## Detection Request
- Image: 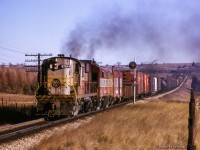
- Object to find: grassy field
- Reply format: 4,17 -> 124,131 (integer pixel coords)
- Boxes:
0,93 -> 35,107
34,78 -> 200,150
35,101 -> 199,150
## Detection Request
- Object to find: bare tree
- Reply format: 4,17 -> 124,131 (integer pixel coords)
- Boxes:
116,62 -> 121,67
140,59 -> 158,74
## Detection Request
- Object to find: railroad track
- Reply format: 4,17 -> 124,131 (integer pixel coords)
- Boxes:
0,99 -> 133,143
0,76 -> 188,144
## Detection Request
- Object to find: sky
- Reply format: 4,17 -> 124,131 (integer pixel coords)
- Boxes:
0,0 -> 200,65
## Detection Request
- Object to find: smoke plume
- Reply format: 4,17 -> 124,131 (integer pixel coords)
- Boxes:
63,0 -> 200,64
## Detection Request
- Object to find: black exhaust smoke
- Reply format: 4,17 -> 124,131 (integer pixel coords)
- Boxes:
62,0 -> 200,63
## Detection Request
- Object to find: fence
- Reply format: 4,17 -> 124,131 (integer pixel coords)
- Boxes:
0,97 -> 36,117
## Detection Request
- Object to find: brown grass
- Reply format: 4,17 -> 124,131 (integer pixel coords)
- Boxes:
0,93 -> 35,107
35,100 -> 200,150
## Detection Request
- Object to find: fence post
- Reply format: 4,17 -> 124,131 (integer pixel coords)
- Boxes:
187,89 -> 198,150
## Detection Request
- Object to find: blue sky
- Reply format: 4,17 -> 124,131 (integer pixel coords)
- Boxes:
0,0 -> 200,65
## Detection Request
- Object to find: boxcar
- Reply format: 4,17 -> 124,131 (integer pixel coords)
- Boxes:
137,72 -> 144,97
113,67 -> 123,101
122,70 -> 134,99
149,76 -> 158,95
143,74 -> 150,95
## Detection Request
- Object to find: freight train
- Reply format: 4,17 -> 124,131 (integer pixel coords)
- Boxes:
36,54 -> 185,117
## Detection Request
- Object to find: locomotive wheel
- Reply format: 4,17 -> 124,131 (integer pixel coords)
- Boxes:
105,98 -> 110,107
106,99 -> 110,107
100,100 -> 105,109
84,100 -> 93,113
92,99 -> 98,111
110,98 -> 114,106
72,105 -> 81,116
101,98 -> 109,108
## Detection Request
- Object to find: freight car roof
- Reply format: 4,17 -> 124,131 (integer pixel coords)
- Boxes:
99,66 -> 112,72
101,65 -> 132,71
79,59 -> 99,66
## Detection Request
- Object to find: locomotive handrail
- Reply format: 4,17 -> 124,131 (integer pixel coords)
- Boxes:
70,72 -> 80,105
35,81 -> 47,96
36,81 -> 55,97
89,82 -> 99,95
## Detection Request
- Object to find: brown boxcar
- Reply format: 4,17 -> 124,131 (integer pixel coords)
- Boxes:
137,72 -> 144,96
122,70 -> 136,99
157,76 -> 162,93
113,67 -> 123,99
99,66 -> 112,97
143,74 -> 149,95
166,77 -> 178,90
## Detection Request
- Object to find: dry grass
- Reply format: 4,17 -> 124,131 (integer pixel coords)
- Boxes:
35,99 -> 200,150
0,93 -> 35,107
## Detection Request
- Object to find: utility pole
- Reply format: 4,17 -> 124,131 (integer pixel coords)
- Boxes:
133,60 -> 137,104
129,59 -> 137,104
187,89 -> 198,150
25,53 -> 52,86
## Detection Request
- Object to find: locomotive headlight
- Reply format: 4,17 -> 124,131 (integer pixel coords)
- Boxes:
50,58 -> 58,70
52,79 -> 61,88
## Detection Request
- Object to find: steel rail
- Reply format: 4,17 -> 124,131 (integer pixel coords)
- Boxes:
0,100 -> 132,143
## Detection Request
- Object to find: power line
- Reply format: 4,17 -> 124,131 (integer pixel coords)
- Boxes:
0,53 -> 16,59
0,39 -> 33,52
0,46 -> 26,54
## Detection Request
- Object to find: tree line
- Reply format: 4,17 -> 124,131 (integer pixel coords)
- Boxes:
0,66 -> 37,94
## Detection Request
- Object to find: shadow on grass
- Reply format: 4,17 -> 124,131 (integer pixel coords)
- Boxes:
0,106 -> 37,125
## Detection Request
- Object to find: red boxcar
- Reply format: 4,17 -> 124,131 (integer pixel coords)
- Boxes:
99,66 -> 112,97
143,74 -> 149,95
113,68 -> 123,99
157,76 -> 161,93
137,72 -> 144,96
122,70 -> 135,99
